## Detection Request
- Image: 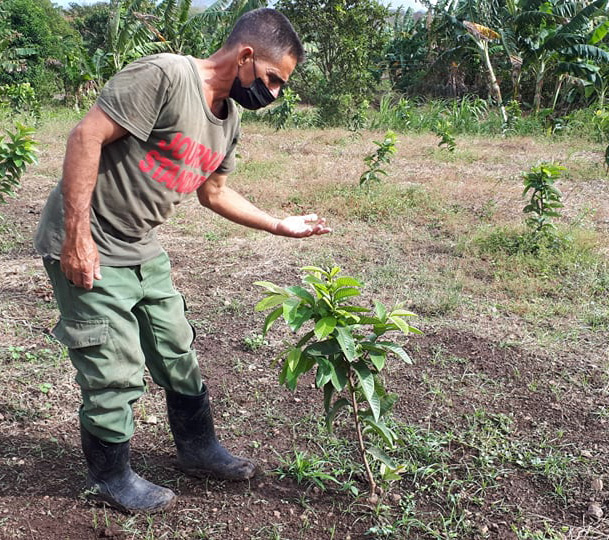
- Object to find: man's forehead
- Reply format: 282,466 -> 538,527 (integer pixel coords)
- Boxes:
266,53 -> 297,80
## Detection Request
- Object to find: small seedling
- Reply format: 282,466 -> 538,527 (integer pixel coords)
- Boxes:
359,131 -> 397,189
243,333 -> 268,352
433,120 -> 456,152
255,266 -> 420,496
522,162 -> 565,237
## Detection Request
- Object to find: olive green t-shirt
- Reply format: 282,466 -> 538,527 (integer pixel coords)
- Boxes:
35,53 -> 240,265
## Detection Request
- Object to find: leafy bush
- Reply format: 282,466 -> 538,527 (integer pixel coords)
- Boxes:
255,266 -> 420,495
0,82 -> 40,118
0,123 -> 38,204
264,88 -> 302,130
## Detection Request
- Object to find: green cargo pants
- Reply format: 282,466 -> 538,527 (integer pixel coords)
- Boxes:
43,251 -> 202,443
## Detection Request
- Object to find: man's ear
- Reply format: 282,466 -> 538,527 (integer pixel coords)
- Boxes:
237,45 -> 254,66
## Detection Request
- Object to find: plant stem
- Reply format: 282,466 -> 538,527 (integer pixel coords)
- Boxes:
348,373 -> 377,496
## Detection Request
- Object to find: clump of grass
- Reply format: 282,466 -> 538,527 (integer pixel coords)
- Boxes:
317,182 -> 440,225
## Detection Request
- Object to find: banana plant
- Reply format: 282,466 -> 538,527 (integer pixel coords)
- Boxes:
511,0 -> 609,112
255,266 -> 420,496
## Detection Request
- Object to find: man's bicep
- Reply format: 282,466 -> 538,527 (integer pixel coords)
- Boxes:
75,104 -> 129,146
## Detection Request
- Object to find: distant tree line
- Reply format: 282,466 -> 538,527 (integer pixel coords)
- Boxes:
1,0 -> 608,124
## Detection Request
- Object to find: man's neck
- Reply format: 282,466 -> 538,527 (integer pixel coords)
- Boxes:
194,50 -> 235,118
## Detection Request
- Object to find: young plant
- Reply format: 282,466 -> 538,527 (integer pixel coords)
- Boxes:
266,87 -> 301,130
359,130 -> 397,189
0,123 -> 38,204
254,266 -> 420,496
522,162 -> 565,236
433,120 -> 456,152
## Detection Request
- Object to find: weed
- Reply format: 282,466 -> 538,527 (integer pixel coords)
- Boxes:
242,333 -> 268,352
511,523 -> 570,539
275,449 -> 340,491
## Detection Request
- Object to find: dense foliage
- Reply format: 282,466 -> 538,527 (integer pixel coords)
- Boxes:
0,0 -> 607,126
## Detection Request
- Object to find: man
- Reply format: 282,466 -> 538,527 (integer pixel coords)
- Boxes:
35,8 -> 330,514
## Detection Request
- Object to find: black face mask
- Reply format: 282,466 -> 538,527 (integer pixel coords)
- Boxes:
229,59 -> 276,110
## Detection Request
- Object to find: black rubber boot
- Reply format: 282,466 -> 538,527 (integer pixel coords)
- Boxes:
80,425 -> 176,513
165,386 -> 257,480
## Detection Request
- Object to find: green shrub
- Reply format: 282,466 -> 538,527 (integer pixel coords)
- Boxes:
0,122 -> 38,204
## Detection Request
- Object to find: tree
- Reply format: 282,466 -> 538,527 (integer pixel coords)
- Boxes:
277,0 -> 390,125
1,0 -> 82,97
65,2 -> 111,56
383,7 -> 429,93
501,0 -> 609,112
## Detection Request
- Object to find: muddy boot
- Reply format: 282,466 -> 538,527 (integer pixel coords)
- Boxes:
165,386 -> 257,480
80,424 -> 176,513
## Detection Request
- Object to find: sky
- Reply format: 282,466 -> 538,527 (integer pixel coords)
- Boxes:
52,0 -> 427,11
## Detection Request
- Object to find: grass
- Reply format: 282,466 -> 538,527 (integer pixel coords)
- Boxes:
0,102 -> 608,538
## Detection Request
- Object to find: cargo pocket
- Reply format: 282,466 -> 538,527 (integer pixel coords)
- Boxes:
52,318 -> 109,349
51,317 -> 122,390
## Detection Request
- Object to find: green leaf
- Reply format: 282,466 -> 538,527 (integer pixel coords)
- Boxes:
283,298 -> 312,332
362,416 -> 398,447
325,397 -> 350,432
255,294 -> 288,312
369,349 -> 386,371
334,287 -> 361,302
301,266 -> 328,276
287,347 -> 301,371
366,445 -> 397,467
286,285 -> 315,305
316,356 -> 334,388
254,281 -> 287,295
591,20 -> 609,44
389,315 -> 414,335
389,308 -> 417,317
353,361 -> 380,421
314,316 -> 337,339
330,360 -> 348,391
262,306 -> 283,335
305,339 -> 341,356
336,327 -> 357,362
339,305 -> 371,313
374,301 -> 387,322
376,341 -> 414,364
285,351 -> 315,391
303,274 -> 325,286
295,330 -> 315,349
334,276 -> 362,288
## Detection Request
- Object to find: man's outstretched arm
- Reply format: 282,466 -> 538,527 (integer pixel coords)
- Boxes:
197,172 -> 331,237
60,105 -> 128,289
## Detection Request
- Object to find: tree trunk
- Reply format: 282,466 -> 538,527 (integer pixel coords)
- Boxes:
534,60 -> 546,113
482,43 -> 508,124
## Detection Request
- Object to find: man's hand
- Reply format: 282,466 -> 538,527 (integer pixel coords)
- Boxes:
275,214 -> 332,238
60,233 -> 102,290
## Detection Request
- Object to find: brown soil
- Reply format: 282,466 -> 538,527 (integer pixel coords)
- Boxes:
0,121 -> 607,539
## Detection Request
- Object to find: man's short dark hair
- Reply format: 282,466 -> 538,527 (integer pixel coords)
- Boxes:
225,8 -> 305,64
